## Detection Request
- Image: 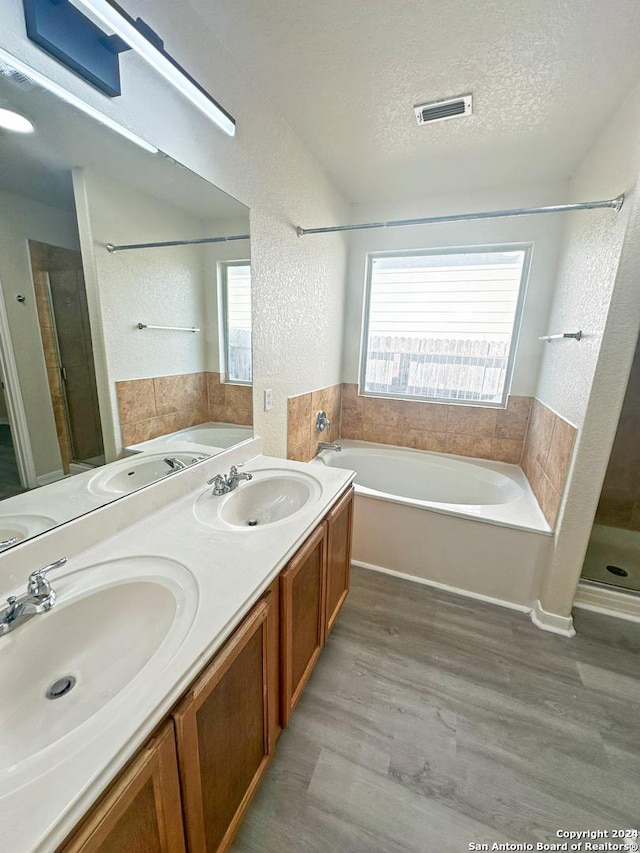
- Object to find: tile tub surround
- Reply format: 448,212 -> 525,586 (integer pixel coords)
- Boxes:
521,399 -> 577,528
340,384 -> 532,465
287,384 -> 343,462
117,371 -> 252,447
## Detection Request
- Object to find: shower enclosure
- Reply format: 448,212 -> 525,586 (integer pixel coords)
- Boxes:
29,241 -> 104,473
581,334 -> 640,593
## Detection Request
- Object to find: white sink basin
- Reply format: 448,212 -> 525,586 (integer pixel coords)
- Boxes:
0,514 -> 57,548
88,452 -> 207,497
0,556 -> 197,778
194,468 -> 323,529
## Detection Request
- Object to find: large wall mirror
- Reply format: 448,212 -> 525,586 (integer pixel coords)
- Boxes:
0,65 -> 252,551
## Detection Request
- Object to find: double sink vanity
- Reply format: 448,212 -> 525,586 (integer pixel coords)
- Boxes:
0,438 -> 355,853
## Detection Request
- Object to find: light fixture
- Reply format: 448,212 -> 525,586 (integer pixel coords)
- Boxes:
0,107 -> 35,133
71,0 -> 236,137
0,46 -> 159,153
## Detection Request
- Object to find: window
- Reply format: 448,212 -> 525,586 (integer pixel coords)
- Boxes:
360,246 -> 530,406
221,261 -> 252,384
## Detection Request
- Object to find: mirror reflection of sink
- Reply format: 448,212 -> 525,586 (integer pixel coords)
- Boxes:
0,556 -> 196,775
0,514 -> 57,548
194,469 -> 323,529
87,452 -> 207,497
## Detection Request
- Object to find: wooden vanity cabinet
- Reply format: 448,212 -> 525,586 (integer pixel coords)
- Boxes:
280,522 -> 327,726
59,722 -> 186,853
324,486 -> 354,635
172,592 -> 276,853
58,486 -> 353,853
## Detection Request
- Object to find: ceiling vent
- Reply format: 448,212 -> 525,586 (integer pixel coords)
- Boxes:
414,94 -> 472,126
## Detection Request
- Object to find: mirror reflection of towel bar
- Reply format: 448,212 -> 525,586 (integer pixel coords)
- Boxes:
137,323 -> 200,333
538,331 -> 583,343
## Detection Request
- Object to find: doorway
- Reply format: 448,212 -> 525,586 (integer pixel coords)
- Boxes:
581,332 -> 640,593
29,241 -> 104,473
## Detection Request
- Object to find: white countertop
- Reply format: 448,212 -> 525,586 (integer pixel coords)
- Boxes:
0,443 -> 353,853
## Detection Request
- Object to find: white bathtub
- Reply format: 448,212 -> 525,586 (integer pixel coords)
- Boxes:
126,422 -> 253,454
315,440 -> 551,611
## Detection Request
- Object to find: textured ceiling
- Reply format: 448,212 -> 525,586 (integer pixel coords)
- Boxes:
188,0 -> 640,203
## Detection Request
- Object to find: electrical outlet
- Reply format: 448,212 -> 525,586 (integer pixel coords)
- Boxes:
264,388 -> 273,412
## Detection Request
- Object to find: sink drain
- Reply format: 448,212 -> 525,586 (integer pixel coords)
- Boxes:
46,676 -> 76,700
606,565 -> 629,578
247,518 -> 258,526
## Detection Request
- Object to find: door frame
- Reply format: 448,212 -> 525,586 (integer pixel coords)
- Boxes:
0,279 -> 37,488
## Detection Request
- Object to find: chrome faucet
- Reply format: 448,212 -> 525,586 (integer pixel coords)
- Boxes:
164,456 -> 187,471
317,441 -> 341,453
208,464 -> 253,496
0,557 -> 67,637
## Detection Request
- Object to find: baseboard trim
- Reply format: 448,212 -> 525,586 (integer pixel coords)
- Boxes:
530,599 -> 576,637
37,469 -> 64,486
352,560 -> 532,614
573,581 -> 640,624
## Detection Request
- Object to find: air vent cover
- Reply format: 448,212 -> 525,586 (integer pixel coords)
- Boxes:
414,94 -> 472,126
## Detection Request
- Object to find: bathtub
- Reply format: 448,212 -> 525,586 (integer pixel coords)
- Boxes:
126,422 -> 253,454
315,440 -> 551,611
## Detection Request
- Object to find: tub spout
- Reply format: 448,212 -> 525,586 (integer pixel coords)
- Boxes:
317,441 -> 341,454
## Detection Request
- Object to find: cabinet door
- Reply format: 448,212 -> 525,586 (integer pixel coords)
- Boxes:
325,487 -> 354,635
280,522 -> 326,726
60,723 -> 185,853
173,595 -> 274,853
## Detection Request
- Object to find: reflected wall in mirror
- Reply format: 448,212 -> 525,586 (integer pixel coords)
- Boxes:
0,61 -> 251,550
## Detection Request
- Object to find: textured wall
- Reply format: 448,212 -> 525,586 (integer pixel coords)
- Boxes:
0,0 -> 349,460
535,78 -> 640,618
342,182 -> 567,397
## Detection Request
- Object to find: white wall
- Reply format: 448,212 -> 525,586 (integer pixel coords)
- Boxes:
535,80 -> 640,619
0,188 -> 80,478
202,216 -> 251,374
75,169 -> 214,458
342,182 -> 567,394
0,0 -> 350,458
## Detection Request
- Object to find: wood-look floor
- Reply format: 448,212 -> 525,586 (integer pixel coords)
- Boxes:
231,567 -> 640,853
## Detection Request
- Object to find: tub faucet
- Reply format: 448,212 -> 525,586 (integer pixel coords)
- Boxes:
317,441 -> 341,453
0,557 -> 67,637
164,456 -> 187,471
208,464 -> 253,496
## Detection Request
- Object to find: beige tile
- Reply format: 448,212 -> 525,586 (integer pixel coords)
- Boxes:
207,372 -> 225,408
536,471 -> 561,528
495,396 -> 532,441
444,434 -> 493,459
340,383 -> 364,438
525,399 -> 555,469
312,384 -> 342,443
340,418 -> 364,440
209,402 -> 227,423
116,379 -> 156,424
446,405 -> 497,438
362,422 -> 400,446
545,416 -> 576,494
491,438 -> 523,464
363,396 -> 402,428
225,384 -> 253,425
287,439 -> 314,463
398,400 -> 448,432
121,413 -> 181,447
154,372 -> 207,416
288,393 -> 312,453
409,430 -> 447,453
